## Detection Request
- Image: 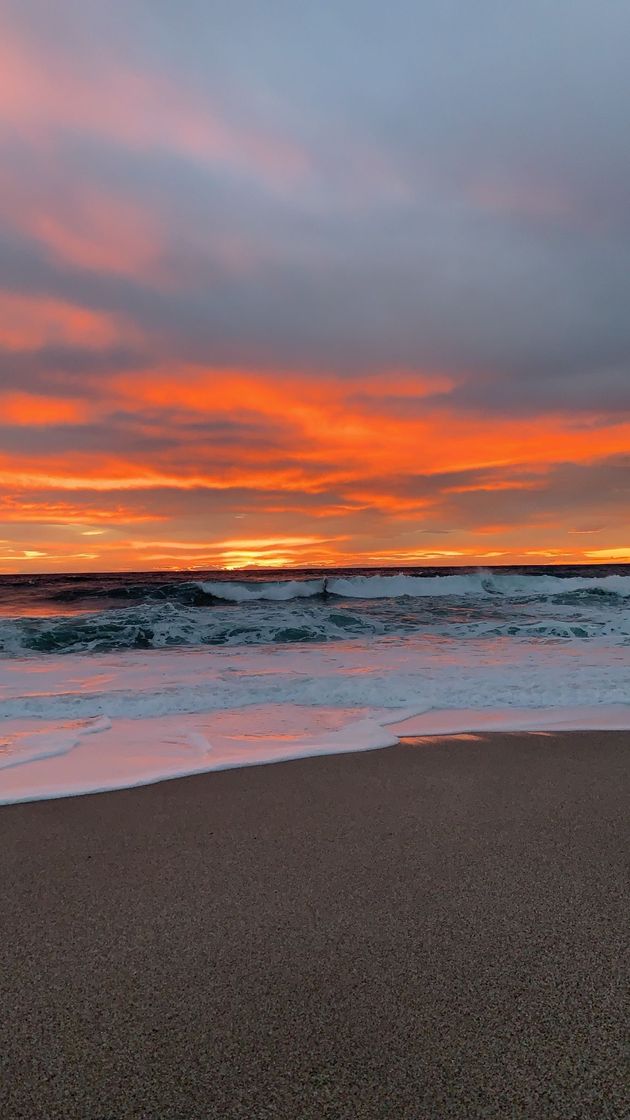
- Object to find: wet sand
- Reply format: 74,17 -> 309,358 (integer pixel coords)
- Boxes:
1,730 -> 629,1119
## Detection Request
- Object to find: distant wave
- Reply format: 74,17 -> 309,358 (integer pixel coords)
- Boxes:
200,571 -> 630,601
51,580 -> 216,606
22,570 -> 628,614
200,578 -> 324,602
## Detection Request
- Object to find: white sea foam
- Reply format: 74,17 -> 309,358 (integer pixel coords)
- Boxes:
329,570 -> 630,598
0,632 -> 628,803
0,715 -> 111,772
200,578 -> 324,601
1,700 -> 628,805
199,570 -> 630,602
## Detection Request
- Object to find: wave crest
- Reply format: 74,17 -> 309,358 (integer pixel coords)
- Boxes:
199,570 -> 630,602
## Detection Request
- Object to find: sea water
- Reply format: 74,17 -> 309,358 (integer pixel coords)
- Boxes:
1,565 -> 629,802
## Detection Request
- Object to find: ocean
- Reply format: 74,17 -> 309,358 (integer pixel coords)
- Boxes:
1,564 -> 629,803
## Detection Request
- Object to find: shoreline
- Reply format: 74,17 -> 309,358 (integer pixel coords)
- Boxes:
3,703 -> 630,805
2,729 -> 629,1118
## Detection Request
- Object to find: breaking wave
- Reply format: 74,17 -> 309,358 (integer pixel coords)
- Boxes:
30,569 -> 630,611
201,571 -> 630,602
0,591 -> 629,656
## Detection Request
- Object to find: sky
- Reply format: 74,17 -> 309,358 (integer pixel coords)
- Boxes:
1,0 -> 629,573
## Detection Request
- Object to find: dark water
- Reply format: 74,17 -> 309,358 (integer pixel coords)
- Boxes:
0,564 -> 628,655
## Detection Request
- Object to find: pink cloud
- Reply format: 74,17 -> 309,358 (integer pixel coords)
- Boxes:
0,20 -> 309,190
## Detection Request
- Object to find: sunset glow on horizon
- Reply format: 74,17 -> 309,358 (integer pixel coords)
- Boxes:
1,2 -> 629,574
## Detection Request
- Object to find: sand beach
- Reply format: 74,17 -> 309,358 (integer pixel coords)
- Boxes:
1,730 -> 629,1119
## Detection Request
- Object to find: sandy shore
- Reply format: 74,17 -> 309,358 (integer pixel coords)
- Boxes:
1,730 -> 629,1119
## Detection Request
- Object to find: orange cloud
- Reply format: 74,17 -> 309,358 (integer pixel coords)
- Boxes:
120,535 -> 348,570
129,535 -> 339,551
0,393 -> 89,426
0,496 -> 163,525
0,354 -> 628,570
111,366 -> 630,481
586,547 -> 630,561
1,366 -> 629,506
